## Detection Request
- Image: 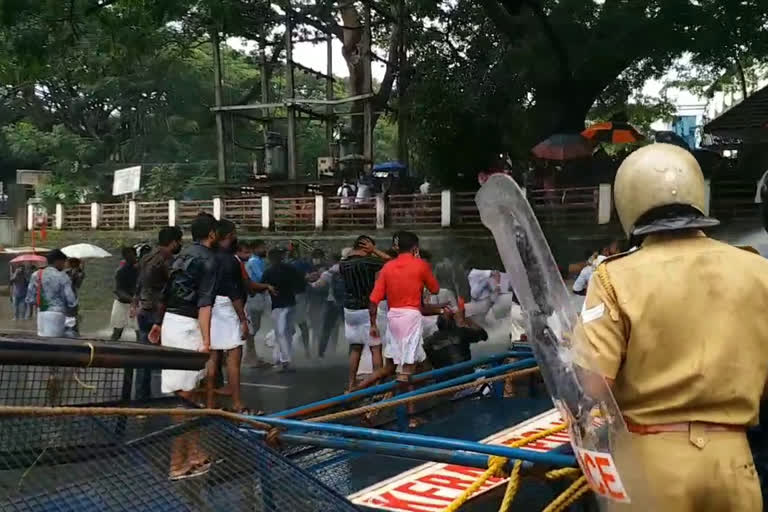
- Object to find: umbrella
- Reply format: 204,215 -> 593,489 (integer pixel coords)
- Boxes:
61,243 -> 111,259
582,121 -> 645,144
532,134 -> 594,161
10,254 -> 47,265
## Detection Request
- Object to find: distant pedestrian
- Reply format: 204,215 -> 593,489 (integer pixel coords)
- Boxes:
134,226 -> 183,401
337,180 -> 356,209
10,264 -> 30,320
26,249 -> 78,337
261,248 -> 306,372
110,246 -> 140,341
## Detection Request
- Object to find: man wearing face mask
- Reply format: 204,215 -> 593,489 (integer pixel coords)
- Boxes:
133,226 -> 183,400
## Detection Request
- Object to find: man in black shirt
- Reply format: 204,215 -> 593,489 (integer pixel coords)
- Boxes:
151,214 -> 218,481
261,248 -> 306,372
423,308 -> 488,370
209,220 -> 273,411
110,246 -> 140,341
338,235 -> 391,391
134,226 -> 182,401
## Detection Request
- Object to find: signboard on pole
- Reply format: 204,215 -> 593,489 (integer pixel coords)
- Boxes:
16,170 -> 52,187
112,166 -> 142,196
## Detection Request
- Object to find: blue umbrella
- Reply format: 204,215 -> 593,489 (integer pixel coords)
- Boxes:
373,161 -> 407,172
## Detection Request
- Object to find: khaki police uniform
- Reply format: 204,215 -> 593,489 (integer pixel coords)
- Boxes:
575,231 -> 768,511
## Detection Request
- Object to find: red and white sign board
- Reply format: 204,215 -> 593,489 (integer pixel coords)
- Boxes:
575,447 -> 629,503
349,408 -> 570,511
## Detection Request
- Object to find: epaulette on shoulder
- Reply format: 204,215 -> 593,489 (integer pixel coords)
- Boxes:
596,246 -> 640,268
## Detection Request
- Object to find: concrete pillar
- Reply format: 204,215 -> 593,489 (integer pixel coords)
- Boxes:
128,200 -> 138,230
597,184 -> 612,225
314,195 -> 324,231
375,194 -> 386,230
213,196 -> 224,220
441,190 -> 452,227
26,204 -> 34,231
703,179 -> 711,216
55,204 -> 64,230
261,195 -> 272,230
168,199 -> 178,227
90,202 -> 101,229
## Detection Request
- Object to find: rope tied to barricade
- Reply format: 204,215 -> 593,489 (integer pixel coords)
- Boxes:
72,342 -> 97,390
441,422 -> 571,512
542,476 -> 589,512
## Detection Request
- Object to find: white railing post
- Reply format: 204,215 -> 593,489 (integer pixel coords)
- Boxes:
168,199 -> 178,227
314,195 -> 324,231
440,190 -> 452,227
90,202 -> 101,229
375,194 -> 386,230
55,204 -> 64,230
26,204 -> 34,231
128,200 -> 138,230
213,196 -> 224,220
597,184 -> 612,225
703,179 -> 711,216
261,195 -> 272,230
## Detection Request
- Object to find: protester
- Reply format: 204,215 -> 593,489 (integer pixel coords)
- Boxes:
286,243 -> 312,359
134,226 -> 183,401
338,235 -> 392,391
370,231 -> 439,388
244,239 -> 270,366
423,307 -> 488,370
25,249 -> 78,337
110,246 -> 140,341
149,214 -> 218,481
572,240 -> 621,295
261,247 -> 306,372
209,220 -> 266,413
10,264 -> 30,320
309,253 -> 345,358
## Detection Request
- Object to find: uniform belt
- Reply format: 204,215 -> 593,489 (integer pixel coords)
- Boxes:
625,419 -> 745,435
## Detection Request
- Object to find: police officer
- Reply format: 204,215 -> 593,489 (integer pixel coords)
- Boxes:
576,143 -> 768,511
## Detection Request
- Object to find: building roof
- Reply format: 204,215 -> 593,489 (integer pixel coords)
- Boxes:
704,85 -> 768,141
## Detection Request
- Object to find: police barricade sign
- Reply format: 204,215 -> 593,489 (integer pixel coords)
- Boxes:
574,447 -> 630,503
349,409 -> 569,511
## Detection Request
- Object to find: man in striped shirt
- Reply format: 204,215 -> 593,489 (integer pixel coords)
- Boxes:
338,235 -> 391,391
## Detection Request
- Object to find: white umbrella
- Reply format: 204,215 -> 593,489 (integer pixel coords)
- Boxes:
61,243 -> 112,259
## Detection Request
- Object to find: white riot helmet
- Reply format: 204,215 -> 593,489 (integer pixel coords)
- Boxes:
614,143 -> 716,237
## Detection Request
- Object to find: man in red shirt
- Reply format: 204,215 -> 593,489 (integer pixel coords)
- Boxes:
369,231 -> 439,381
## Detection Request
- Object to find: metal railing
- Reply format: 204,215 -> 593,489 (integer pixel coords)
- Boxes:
528,186 -> 599,226
325,196 -> 376,230
710,179 -> 758,222
177,200 -> 213,228
227,197 -> 262,230
272,197 -> 315,231
100,202 -> 130,230
60,204 -> 91,230
136,201 -> 168,229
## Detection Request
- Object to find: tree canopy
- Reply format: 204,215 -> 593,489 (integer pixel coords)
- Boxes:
0,0 -> 766,194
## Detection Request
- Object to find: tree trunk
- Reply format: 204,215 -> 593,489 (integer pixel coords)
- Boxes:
340,3 -> 368,156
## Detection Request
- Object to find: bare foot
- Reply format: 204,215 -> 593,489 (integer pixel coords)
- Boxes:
214,386 -> 233,396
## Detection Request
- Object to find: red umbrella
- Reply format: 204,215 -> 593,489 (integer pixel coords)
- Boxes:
10,254 -> 47,265
582,121 -> 645,144
532,134 -> 594,161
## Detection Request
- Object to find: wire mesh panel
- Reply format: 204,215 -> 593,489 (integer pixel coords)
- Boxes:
0,414 -> 359,512
0,365 -> 128,407
272,197 -> 315,231
137,201 -> 169,229
226,198 -> 262,231
326,197 -> 376,230
100,203 -> 131,230
61,204 -> 92,230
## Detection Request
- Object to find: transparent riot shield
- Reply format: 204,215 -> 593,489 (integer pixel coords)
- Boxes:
476,174 -> 653,510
